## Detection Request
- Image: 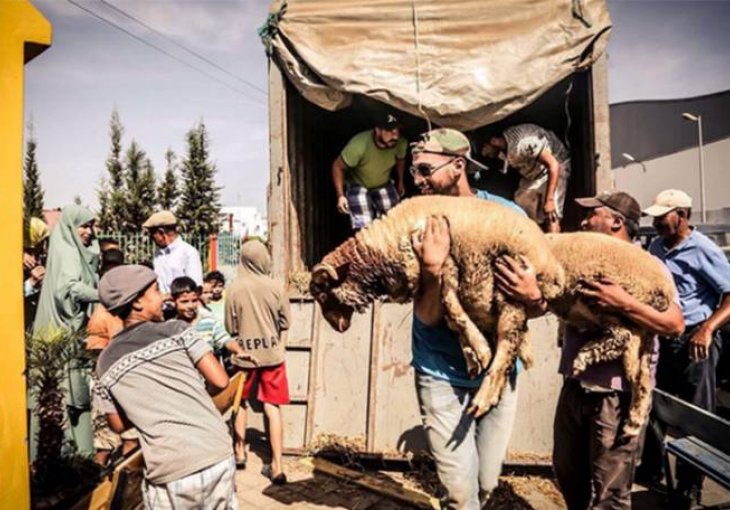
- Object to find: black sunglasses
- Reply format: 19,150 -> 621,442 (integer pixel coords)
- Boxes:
409,157 -> 456,178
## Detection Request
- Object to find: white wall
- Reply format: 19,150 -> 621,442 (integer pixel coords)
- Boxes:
613,137 -> 730,223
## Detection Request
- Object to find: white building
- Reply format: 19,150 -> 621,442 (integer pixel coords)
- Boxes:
219,206 -> 267,239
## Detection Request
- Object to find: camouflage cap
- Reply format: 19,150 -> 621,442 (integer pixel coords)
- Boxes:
411,128 -> 489,173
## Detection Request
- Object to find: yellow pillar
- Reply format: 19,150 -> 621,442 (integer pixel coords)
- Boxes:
0,2 -> 51,507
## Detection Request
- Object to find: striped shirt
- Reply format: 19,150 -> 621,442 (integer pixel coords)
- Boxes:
194,307 -> 232,352
502,124 -> 570,181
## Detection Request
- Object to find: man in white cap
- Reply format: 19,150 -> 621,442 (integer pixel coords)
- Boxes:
143,210 -> 203,296
641,189 -> 730,505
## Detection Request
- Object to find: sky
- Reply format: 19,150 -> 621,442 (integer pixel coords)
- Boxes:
24,0 -> 730,212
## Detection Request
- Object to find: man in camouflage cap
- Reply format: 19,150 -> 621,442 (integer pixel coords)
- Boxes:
409,128 -> 526,508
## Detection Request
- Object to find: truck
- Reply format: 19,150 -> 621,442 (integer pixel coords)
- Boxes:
258,0 -> 614,460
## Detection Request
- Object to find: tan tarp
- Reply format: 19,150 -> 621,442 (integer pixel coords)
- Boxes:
266,0 -> 611,131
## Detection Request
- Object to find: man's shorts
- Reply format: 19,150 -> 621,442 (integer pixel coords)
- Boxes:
241,362 -> 290,405
514,160 -> 571,223
345,181 -> 399,229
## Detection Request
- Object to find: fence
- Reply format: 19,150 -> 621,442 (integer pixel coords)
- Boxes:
98,232 -> 245,276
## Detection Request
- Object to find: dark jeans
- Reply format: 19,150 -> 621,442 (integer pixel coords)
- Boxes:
639,324 -> 722,492
553,378 -> 643,510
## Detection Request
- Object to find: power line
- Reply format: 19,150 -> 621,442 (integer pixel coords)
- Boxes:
65,0 -> 266,106
98,0 -> 267,96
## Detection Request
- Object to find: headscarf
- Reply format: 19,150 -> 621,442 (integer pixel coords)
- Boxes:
27,218 -> 50,249
240,239 -> 272,276
32,205 -> 100,337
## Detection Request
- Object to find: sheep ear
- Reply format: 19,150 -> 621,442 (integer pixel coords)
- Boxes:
312,263 -> 339,286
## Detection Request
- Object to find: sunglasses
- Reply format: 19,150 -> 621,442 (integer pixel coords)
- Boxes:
409,157 -> 456,178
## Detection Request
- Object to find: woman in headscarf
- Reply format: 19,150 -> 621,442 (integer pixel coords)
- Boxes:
23,217 -> 50,330
32,205 -> 100,337
30,205 -> 100,458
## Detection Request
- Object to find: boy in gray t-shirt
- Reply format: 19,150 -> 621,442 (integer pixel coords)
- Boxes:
96,265 -> 237,509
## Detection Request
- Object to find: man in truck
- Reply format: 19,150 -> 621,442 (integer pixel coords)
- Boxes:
331,112 -> 407,230
481,123 -> 571,233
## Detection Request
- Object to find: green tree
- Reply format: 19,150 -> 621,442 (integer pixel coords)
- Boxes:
98,110 -> 126,231
177,121 -> 221,237
23,122 -> 45,219
122,141 -> 157,231
158,149 -> 179,210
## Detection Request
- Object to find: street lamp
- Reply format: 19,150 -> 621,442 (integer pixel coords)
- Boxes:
621,152 -> 647,173
682,112 -> 706,223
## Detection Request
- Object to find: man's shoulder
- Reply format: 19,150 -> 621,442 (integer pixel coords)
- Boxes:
345,130 -> 371,148
474,189 -> 526,216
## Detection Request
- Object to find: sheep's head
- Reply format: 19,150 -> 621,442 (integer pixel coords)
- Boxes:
310,262 -> 356,333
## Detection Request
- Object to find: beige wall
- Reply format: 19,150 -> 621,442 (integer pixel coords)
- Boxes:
613,137 -> 730,223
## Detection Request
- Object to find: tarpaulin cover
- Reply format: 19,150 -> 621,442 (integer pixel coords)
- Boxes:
263,0 -> 611,130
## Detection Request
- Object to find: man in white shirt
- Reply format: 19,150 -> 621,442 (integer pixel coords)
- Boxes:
143,210 -> 203,296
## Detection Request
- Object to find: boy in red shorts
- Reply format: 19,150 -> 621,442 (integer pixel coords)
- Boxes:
225,239 -> 290,484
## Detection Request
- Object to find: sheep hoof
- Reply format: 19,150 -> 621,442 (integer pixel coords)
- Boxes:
469,384 -> 495,418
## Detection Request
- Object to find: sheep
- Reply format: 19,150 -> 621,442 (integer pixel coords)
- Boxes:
309,195 -> 566,416
545,232 -> 677,436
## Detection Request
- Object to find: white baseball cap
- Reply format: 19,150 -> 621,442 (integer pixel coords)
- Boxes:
642,189 -> 693,217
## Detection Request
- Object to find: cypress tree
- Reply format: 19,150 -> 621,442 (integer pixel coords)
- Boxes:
23,122 -> 45,219
98,110 -> 127,231
158,149 -> 179,210
177,121 -> 221,237
123,141 -> 156,231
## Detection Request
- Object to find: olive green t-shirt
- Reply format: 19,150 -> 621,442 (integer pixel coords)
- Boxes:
340,130 -> 407,189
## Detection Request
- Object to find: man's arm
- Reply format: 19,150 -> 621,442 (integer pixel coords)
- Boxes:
196,352 -> 229,394
412,217 -> 450,326
395,158 -> 406,197
332,156 -> 350,214
578,278 -> 685,337
106,411 -> 133,435
689,293 -> 730,361
187,247 -> 204,287
537,150 -> 561,226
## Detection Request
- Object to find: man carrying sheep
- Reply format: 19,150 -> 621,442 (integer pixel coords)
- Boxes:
640,189 -> 730,506
481,124 -> 570,233
409,128 -> 527,509
331,112 -> 407,230
495,190 -> 684,510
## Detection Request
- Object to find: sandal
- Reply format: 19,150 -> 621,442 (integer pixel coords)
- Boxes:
235,455 -> 247,470
261,463 -> 287,485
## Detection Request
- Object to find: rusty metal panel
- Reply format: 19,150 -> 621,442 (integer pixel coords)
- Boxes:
371,303 -> 425,454
311,305 -> 373,441
287,299 -> 315,348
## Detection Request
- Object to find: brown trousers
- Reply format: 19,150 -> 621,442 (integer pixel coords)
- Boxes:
553,378 -> 643,510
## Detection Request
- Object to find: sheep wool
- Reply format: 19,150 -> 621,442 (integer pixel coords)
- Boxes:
310,195 -> 565,416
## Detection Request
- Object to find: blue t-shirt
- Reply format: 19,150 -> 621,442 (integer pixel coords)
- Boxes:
411,191 -> 526,387
649,229 -> 730,327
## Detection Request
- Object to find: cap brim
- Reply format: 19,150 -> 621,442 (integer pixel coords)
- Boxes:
642,205 -> 675,217
574,197 -> 604,209
464,156 -> 490,173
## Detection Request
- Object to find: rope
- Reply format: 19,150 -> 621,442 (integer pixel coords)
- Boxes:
563,78 -> 574,151
411,1 -> 432,133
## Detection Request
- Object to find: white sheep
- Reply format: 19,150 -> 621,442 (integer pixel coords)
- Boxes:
310,195 -> 566,416
546,232 -> 677,436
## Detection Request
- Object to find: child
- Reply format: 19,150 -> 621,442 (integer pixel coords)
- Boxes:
170,276 -> 252,365
96,265 -> 238,509
204,271 -> 226,322
225,239 -> 290,483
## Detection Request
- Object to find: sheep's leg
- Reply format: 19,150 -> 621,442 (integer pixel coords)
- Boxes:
572,327 -> 632,376
623,332 -> 654,437
440,256 -> 492,376
468,304 -> 527,417
443,315 -> 481,378
517,334 -> 534,370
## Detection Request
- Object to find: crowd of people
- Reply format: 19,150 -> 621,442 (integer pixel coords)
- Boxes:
25,209 -> 290,509
23,114 -> 730,510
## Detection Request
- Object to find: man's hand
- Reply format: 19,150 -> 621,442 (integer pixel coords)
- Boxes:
543,198 -> 559,225
235,352 -> 259,366
577,277 -> 635,313
396,180 -> 406,197
337,196 -> 350,215
411,216 -> 450,277
495,255 -> 542,303
29,265 -> 46,286
689,326 -> 713,361
23,252 -> 37,271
